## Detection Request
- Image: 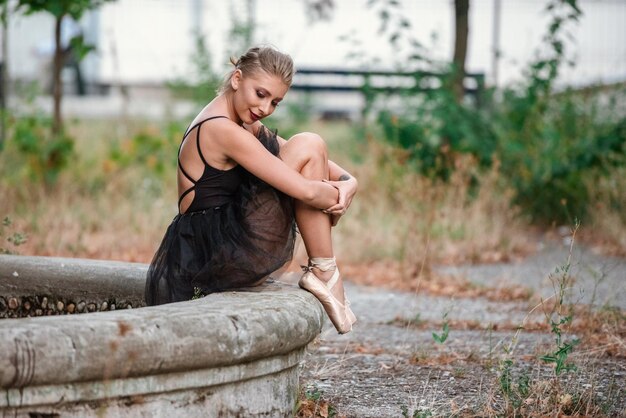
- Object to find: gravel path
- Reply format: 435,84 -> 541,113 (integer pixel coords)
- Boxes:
293,242 -> 626,417
438,241 -> 626,310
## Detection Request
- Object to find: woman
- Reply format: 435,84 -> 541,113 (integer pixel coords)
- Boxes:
145,45 -> 357,334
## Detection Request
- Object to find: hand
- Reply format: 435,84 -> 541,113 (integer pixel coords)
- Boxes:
322,176 -> 358,226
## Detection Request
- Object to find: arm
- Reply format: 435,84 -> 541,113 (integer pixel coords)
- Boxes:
215,121 -> 339,209
248,122 -> 358,223
249,122 -> 358,205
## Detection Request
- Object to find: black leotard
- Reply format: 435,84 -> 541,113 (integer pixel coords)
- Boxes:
177,116 -> 243,213
145,119 -> 296,305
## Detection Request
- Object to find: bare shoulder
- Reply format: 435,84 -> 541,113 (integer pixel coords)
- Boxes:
196,117 -> 261,154
201,117 -> 254,143
192,117 -> 258,169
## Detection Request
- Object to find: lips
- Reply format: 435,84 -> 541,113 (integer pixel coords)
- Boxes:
249,111 -> 261,122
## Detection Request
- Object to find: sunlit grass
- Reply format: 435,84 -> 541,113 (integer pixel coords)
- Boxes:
1,118 -> 179,261
1,117 -> 623,270
326,130 -> 534,266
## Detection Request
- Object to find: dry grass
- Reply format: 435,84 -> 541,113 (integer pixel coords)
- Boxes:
1,118 -> 623,277
389,304 -> 625,360
1,174 -> 172,261
329,136 -> 536,269
1,119 -> 536,270
0,118 -> 178,262
582,165 -> 626,257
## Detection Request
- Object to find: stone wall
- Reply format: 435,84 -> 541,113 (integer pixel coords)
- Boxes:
0,255 -> 324,417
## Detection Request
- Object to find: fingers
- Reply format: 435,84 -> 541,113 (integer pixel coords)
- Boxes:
324,179 -> 355,208
323,179 -> 341,187
323,202 -> 344,213
322,179 -> 352,220
323,179 -> 342,198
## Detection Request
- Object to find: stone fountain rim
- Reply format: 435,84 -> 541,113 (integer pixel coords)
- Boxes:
0,255 -> 324,390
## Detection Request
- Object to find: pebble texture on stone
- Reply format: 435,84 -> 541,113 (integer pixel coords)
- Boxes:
0,295 -> 137,319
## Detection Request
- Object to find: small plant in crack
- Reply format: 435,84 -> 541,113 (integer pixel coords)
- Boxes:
432,311 -> 450,344
498,359 -> 531,410
401,405 -> 433,418
296,386 -> 337,418
540,219 -> 581,375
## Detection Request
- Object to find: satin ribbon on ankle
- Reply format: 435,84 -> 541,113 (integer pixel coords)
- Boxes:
308,257 -> 336,271
302,257 -> 339,289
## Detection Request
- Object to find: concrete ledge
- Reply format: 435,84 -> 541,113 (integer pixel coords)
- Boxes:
0,254 -> 147,305
0,255 -> 324,417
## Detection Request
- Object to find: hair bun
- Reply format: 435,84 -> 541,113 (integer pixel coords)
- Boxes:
219,45 -> 294,95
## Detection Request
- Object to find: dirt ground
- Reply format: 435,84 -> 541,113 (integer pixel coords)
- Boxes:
293,241 -> 626,417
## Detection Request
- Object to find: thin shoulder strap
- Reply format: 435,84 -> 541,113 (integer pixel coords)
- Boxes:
177,114 -> 229,172
194,116 -> 229,167
195,123 -> 211,167
177,115 -> 229,212
182,115 -> 229,139
178,186 -> 195,209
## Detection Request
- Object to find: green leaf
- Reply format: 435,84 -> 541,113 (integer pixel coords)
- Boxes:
69,35 -> 96,61
432,322 -> 449,344
16,0 -> 115,20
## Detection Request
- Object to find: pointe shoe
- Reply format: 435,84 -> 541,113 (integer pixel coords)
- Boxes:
298,258 -> 353,334
345,298 -> 357,326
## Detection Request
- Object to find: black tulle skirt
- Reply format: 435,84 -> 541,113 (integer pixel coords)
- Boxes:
145,129 -> 296,305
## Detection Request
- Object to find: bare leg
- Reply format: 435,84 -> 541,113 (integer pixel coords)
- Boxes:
279,132 -> 346,303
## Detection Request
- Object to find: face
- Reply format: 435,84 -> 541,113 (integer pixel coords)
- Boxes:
230,69 -> 289,125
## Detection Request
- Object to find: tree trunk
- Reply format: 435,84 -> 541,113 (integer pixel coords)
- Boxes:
452,0 -> 469,103
0,2 -> 8,150
52,15 -> 64,135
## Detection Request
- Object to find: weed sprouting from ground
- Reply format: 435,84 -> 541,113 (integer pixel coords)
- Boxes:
295,385 -> 339,418
497,359 -> 531,412
401,404 -> 433,418
486,220 -> 614,416
539,220 -> 581,376
431,311 -> 450,344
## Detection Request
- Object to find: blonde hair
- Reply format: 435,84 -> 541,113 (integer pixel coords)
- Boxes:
219,46 -> 294,94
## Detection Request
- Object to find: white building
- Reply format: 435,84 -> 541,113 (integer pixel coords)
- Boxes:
3,0 -> 625,117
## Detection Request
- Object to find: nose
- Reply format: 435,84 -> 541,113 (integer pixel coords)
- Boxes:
259,101 -> 271,116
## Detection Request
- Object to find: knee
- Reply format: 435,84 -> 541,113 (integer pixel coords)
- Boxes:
289,132 -> 328,159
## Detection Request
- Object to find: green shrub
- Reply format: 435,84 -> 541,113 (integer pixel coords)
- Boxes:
10,111 -> 74,185
496,87 -> 626,223
107,122 -> 181,176
370,0 -> 626,224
